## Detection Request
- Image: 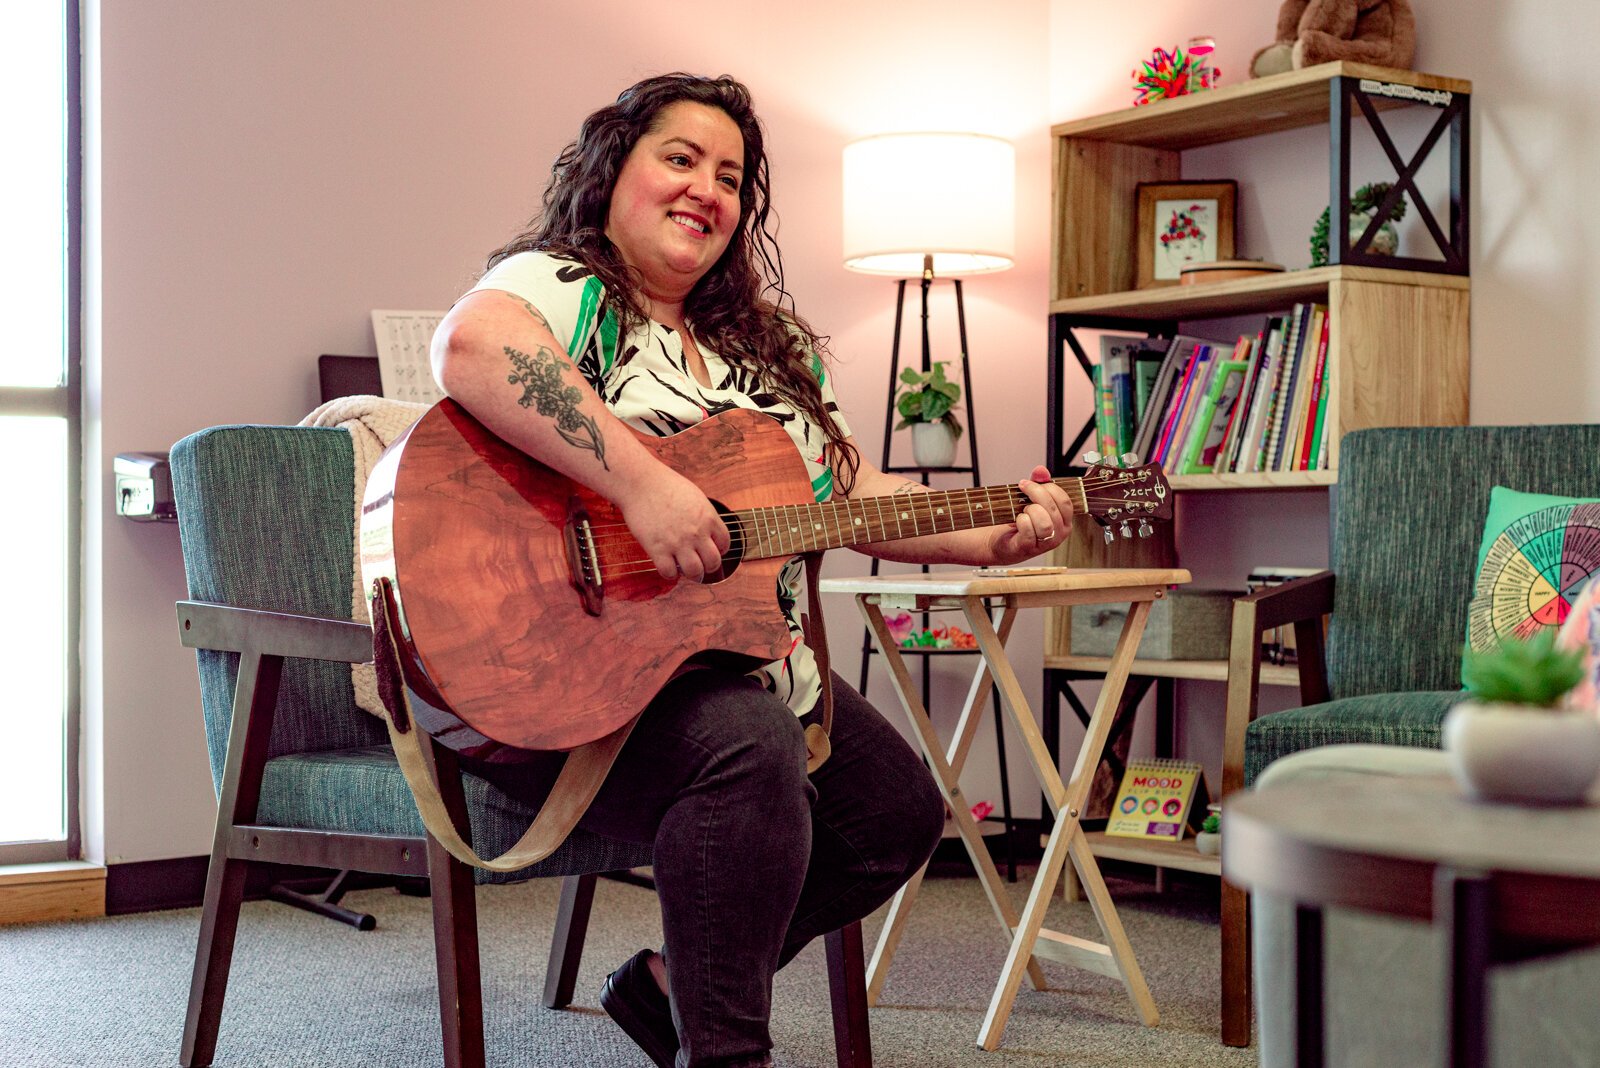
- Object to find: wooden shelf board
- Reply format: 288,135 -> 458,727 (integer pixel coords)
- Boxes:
1166,469 -> 1337,491
1048,264 -> 1468,320
1044,654 -> 1303,687
1051,63 -> 1471,150
1079,830 -> 1222,876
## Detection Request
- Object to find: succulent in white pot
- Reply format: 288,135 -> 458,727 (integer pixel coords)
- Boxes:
1194,811 -> 1221,855
1442,630 -> 1600,805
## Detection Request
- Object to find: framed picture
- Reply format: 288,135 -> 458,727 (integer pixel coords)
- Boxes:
1135,180 -> 1237,288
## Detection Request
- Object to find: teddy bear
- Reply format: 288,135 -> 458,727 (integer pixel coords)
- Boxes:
1250,0 -> 1416,78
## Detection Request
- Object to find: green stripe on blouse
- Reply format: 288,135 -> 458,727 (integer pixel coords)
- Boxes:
811,468 -> 833,502
569,277 -> 603,359
598,307 -> 619,375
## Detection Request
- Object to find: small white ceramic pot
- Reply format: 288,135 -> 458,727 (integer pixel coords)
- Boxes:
911,421 -> 958,468
1195,831 -> 1221,856
1442,701 -> 1600,805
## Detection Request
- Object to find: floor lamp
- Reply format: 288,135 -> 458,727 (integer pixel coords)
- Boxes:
842,131 -> 1016,482
841,131 -> 1020,869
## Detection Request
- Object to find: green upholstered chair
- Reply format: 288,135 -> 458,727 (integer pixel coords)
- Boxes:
170,423 -> 872,1068
1218,422 -> 1600,1050
1229,423 -> 1600,786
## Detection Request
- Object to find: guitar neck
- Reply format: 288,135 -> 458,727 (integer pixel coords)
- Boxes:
730,478 -> 1088,559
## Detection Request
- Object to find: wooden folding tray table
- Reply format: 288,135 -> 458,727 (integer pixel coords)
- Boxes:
820,565 -> 1191,1049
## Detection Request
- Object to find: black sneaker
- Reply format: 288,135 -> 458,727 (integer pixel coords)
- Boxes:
600,949 -> 678,1068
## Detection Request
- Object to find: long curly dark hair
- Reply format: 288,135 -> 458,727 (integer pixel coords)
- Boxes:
489,72 -> 858,493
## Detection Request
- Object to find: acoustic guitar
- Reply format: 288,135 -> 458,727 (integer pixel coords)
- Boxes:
361,399 -> 1172,757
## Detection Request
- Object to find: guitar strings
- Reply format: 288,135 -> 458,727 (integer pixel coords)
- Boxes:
573,492 -> 1148,546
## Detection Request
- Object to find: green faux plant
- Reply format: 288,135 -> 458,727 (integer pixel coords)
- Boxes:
1200,812 -> 1221,835
894,362 -> 963,439
1461,630 -> 1586,708
1309,181 -> 1409,267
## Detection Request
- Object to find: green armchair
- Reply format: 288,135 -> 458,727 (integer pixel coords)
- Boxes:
171,422 -> 873,1068
1218,422 -> 1600,1049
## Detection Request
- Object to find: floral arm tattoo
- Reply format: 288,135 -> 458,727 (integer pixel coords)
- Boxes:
504,345 -> 609,470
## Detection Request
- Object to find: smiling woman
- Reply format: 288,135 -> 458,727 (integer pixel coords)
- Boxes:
0,0 -> 78,865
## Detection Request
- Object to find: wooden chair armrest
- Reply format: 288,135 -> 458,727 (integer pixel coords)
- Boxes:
1233,570 -> 1335,633
1220,571 -> 1336,800
176,600 -> 372,664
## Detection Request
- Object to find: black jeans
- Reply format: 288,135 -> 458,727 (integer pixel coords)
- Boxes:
471,670 -> 945,1068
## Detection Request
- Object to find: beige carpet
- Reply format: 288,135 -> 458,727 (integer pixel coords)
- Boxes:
0,867 -> 1257,1067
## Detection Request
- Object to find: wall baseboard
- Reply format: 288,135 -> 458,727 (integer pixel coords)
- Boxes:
0,862 -> 107,925
104,856 -> 415,916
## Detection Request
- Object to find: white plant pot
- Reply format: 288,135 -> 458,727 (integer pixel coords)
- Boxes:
1441,701 -> 1600,805
911,421 -> 958,468
1195,831 -> 1221,856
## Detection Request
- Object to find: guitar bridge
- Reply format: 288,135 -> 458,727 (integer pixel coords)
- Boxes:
563,497 -> 604,617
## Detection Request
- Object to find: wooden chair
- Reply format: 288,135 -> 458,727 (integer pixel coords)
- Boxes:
170,422 -> 872,1068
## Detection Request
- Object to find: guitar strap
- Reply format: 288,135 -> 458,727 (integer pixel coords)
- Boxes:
370,575 -> 635,872
799,550 -> 833,773
369,554 -> 837,873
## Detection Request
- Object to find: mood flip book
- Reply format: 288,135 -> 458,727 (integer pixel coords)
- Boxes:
1104,759 -> 1209,842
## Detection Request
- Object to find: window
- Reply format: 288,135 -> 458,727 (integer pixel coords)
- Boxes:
0,0 -> 80,863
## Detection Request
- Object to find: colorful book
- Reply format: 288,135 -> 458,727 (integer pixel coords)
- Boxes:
1213,335 -> 1259,473
1266,304 -> 1314,471
1132,335 -> 1206,463
1092,363 -> 1116,458
1105,759 -> 1210,841
1299,313 -> 1332,470
1180,359 -> 1249,474
1156,344 -> 1213,467
1279,307 -> 1317,470
1237,318 -> 1286,473
1132,343 -> 1166,424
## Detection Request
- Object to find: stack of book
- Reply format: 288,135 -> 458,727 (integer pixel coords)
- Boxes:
1092,303 -> 1334,476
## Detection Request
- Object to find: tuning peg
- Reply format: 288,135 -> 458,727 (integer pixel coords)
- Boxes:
1081,450 -> 1103,466
1138,520 -> 1153,538
1120,521 -> 1133,539
1102,526 -> 1115,544
1120,452 -> 1140,467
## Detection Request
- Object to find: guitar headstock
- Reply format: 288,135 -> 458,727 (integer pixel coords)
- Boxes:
1075,451 -> 1172,543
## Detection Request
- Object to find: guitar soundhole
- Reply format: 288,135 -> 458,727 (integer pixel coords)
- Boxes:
710,500 -> 745,584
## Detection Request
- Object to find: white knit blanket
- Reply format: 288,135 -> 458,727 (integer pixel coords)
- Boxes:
299,394 -> 430,718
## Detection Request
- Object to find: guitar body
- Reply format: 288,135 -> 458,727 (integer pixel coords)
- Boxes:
362,400 -> 817,756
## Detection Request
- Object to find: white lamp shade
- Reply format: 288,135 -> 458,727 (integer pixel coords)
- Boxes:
842,132 -> 1015,277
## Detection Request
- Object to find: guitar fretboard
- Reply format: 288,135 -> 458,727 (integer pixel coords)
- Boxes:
731,478 -> 1090,560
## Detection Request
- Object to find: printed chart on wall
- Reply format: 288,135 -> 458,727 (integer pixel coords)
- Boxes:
1105,759 -> 1208,841
372,310 -> 448,404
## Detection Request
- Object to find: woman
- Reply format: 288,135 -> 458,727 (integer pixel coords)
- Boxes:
433,73 -> 1073,1068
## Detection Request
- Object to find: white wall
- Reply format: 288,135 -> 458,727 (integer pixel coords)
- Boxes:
85,0 -> 1050,863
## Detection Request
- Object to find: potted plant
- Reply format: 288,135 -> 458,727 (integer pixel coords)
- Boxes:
1441,630 -> 1600,805
1309,181 -> 1408,267
1195,810 -> 1221,855
895,362 -> 963,468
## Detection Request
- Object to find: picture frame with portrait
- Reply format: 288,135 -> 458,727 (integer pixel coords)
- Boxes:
1135,180 -> 1237,288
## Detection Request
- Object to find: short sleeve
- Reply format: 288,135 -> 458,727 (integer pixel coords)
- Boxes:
468,252 -> 608,378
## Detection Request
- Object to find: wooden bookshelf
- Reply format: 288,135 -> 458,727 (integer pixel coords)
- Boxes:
1044,653 -> 1302,688
1045,64 -> 1472,1048
1050,62 -> 1470,151
1080,831 -> 1220,876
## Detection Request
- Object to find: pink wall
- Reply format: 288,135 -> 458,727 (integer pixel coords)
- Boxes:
92,0 -> 1600,863
88,1 -> 1050,862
